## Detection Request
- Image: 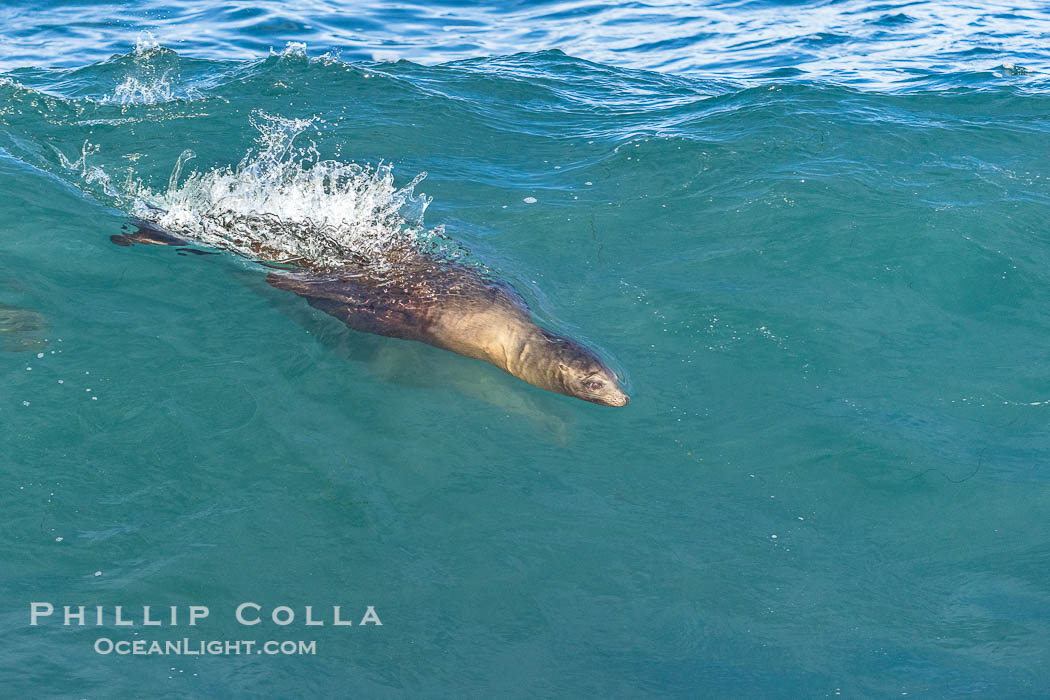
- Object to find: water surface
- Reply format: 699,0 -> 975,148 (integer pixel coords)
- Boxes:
3,1 -> 1050,697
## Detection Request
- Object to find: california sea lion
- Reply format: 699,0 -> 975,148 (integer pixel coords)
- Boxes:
112,222 -> 630,407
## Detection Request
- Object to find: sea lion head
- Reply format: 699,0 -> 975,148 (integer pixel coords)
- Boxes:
539,331 -> 629,407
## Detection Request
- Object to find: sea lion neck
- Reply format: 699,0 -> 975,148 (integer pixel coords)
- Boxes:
502,325 -> 567,395
464,309 -> 539,378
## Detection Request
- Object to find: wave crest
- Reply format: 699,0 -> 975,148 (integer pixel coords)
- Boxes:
127,112 -> 441,269
101,32 -> 199,105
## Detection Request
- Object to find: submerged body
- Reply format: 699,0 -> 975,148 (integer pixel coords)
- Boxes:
0,300 -> 47,352
112,222 -> 629,406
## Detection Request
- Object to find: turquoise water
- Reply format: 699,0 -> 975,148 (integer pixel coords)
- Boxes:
4,2 -> 1050,697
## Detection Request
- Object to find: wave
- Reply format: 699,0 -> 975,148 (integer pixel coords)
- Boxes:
2,43 -> 1049,279
2,1 -> 1049,89
2,39 -> 1047,113
102,33 -> 185,105
123,111 -> 442,269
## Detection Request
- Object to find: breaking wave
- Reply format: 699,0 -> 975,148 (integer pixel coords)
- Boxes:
102,32 -> 200,105
123,112 -> 446,269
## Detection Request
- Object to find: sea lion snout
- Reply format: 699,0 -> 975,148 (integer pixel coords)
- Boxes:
600,389 -> 630,408
585,383 -> 629,407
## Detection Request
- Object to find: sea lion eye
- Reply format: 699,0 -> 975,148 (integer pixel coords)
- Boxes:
585,380 -> 604,391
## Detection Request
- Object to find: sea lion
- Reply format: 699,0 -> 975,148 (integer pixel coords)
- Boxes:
111,221 -> 630,407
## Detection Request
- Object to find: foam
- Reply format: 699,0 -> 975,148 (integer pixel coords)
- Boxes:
126,111 -> 442,270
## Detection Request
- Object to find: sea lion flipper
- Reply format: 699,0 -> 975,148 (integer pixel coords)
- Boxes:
114,219 -> 190,247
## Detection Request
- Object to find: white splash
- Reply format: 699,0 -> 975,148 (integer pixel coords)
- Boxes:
50,141 -> 122,199
102,31 -> 195,105
275,41 -> 308,58
108,73 -> 175,105
133,30 -> 161,56
127,112 -> 439,269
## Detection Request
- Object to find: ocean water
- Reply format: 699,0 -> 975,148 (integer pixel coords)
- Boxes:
3,1 -> 1050,697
